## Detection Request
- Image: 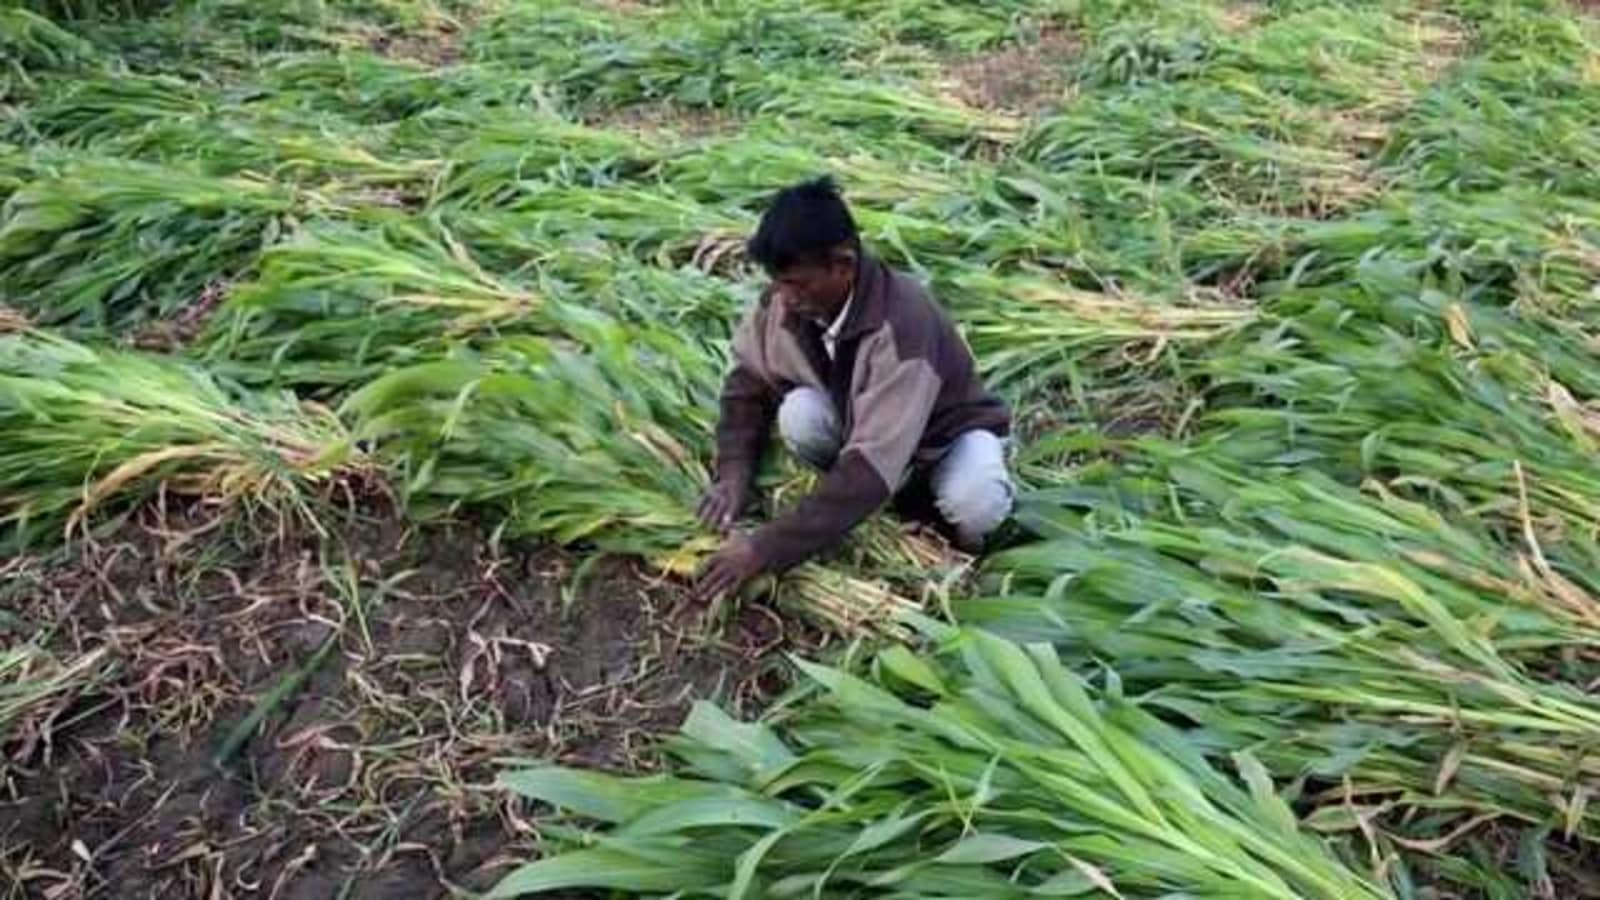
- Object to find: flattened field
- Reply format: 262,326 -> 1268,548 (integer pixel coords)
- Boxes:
4,1 -> 1600,897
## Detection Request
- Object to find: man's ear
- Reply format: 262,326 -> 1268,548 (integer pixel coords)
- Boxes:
830,244 -> 858,273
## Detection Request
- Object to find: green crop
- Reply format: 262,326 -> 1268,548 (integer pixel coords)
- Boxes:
0,152 -> 299,329
495,628 -> 1390,899
0,329 -> 365,547
6,0 -> 1600,894
344,307 -> 933,636
985,442 -> 1600,829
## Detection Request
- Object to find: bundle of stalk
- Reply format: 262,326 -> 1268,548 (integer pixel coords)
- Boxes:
1381,48 -> 1600,199
58,3 -> 418,78
258,53 -> 536,126
737,71 -> 1024,145
1213,191 -> 1600,322
477,0 -> 1021,144
1036,3 -> 1460,216
803,0 -> 1068,51
1215,5 -> 1456,113
428,111 -> 655,208
521,244 -> 753,334
971,441 -> 1600,854
492,628 -> 1391,899
0,330 -> 364,548
3,71 -> 210,145
1360,277 -> 1600,403
944,269 -> 1254,392
1201,284 -> 1600,555
9,73 -> 442,193
481,28 -> 742,111
1024,72 -> 1365,215
1,8 -> 94,82
466,1 -> 894,113
477,182 -> 752,268
658,125 -> 964,210
202,217 -> 548,388
345,315 -> 921,638
205,216 -> 767,392
1024,440 -> 1600,668
964,162 -> 1250,288
0,151 -> 352,330
443,227 -> 757,341
204,211 -> 774,393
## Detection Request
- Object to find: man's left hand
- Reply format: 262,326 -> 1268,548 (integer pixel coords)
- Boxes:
695,533 -> 764,602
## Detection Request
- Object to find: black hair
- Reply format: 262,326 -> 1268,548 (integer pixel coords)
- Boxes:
746,176 -> 860,274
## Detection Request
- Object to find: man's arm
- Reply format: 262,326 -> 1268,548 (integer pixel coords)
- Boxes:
747,334 -> 942,572
713,311 -> 777,490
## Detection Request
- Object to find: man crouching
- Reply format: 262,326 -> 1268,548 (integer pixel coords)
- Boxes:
696,176 -> 1014,601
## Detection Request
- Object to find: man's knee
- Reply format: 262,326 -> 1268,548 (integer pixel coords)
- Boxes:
777,387 -> 840,470
932,430 -> 1013,546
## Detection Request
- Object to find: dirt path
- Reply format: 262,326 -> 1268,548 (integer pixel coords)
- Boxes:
1,501 -> 799,899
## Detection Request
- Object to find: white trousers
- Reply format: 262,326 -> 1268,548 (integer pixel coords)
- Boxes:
777,386 -> 1013,546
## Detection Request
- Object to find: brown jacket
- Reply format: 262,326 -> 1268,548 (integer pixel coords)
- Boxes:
715,253 -> 1010,572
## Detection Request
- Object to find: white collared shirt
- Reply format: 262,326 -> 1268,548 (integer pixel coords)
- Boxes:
822,291 -> 853,360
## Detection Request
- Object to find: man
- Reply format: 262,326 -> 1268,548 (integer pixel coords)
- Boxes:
695,177 -> 1014,601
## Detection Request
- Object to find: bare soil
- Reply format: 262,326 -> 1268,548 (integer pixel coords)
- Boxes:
128,280 -> 232,352
1215,3 -> 1265,33
364,7 -> 480,68
1,499 -> 796,899
369,29 -> 463,68
594,101 -> 736,139
944,28 -> 1080,115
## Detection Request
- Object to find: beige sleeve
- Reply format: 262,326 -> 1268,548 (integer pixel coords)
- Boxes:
844,332 -> 943,490
715,302 -> 777,481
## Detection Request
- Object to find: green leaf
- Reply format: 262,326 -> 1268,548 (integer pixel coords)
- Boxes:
1301,805 -> 1365,834
729,826 -> 788,900
1030,869 -> 1099,896
680,701 -> 796,777
878,643 -> 948,696
497,768 -> 713,824
968,631 -> 1161,822
1232,750 -> 1299,835
794,657 -> 914,721
487,847 -> 722,897
837,807 -> 933,860
619,793 -> 801,837
935,833 -> 1051,865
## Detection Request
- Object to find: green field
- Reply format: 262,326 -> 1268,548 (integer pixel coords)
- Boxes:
4,0 -> 1600,897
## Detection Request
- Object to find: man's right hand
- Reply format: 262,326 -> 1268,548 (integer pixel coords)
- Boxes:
697,477 -> 753,533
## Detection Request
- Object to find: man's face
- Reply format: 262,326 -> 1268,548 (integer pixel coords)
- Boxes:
772,255 -> 854,325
